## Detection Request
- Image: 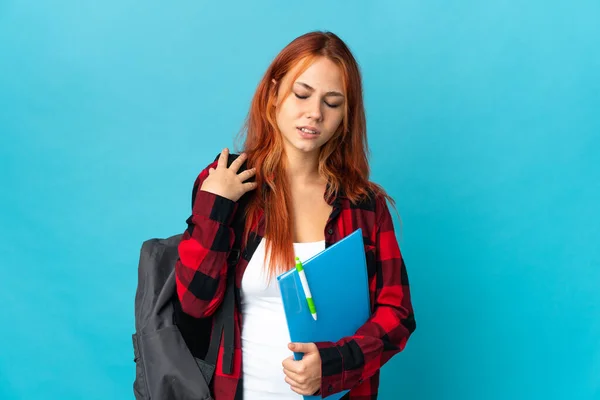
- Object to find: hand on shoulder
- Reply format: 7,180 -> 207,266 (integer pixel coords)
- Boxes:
200,148 -> 258,202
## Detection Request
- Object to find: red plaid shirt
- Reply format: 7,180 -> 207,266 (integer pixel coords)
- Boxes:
175,158 -> 416,400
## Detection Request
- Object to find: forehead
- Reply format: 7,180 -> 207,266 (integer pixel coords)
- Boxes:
287,56 -> 344,92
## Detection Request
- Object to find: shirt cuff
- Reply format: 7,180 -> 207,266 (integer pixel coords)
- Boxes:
192,190 -> 238,225
315,341 -> 345,396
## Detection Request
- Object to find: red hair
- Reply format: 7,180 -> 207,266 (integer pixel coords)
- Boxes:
235,31 -> 395,277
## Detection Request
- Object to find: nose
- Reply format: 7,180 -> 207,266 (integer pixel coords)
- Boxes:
305,97 -> 323,121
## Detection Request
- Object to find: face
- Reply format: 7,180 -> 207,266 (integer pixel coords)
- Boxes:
274,56 -> 346,156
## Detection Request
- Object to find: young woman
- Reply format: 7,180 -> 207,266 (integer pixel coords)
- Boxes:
175,31 -> 416,400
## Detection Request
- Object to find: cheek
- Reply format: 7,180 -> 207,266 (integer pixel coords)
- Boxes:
277,99 -> 300,126
326,111 -> 344,132
275,103 -> 290,131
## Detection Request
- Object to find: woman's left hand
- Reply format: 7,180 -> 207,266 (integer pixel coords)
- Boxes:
282,342 -> 322,395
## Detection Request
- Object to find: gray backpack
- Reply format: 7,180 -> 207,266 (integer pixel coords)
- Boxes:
132,154 -> 248,400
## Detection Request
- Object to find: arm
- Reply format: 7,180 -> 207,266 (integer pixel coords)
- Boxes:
314,195 -> 416,394
174,157 -> 240,318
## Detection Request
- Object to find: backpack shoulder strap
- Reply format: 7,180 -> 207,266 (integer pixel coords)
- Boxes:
203,152 -> 253,376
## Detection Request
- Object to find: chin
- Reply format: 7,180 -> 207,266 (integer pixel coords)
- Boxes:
287,142 -> 321,155
294,145 -> 320,154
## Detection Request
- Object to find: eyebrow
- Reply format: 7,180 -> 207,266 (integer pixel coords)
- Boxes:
295,81 -> 345,97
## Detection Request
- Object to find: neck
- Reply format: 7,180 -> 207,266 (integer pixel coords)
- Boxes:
284,148 -> 322,185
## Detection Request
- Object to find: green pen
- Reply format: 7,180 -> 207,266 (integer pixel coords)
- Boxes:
295,257 -> 317,321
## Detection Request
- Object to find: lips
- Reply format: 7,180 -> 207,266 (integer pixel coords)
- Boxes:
296,127 -> 320,140
297,126 -> 320,135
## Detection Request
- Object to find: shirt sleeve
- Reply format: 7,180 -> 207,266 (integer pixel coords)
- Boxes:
314,195 -> 416,395
174,157 -> 240,318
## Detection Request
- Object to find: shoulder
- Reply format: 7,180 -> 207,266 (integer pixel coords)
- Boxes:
342,184 -> 396,238
347,183 -> 392,215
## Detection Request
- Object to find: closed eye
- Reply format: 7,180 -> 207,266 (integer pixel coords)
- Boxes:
294,93 -> 342,108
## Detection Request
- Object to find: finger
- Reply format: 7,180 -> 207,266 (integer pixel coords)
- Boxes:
289,384 -> 311,396
217,148 -> 229,168
289,342 -> 318,354
283,362 -> 305,375
281,356 -> 297,371
229,152 -> 247,172
283,368 -> 306,385
237,168 -> 256,182
284,374 -> 313,395
208,167 -> 215,175
284,375 -> 304,391
242,181 -> 258,192
282,356 -> 306,375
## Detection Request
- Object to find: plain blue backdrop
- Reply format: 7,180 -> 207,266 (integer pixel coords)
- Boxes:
1,1 -> 599,399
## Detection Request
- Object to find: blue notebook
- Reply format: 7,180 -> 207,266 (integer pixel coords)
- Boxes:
277,228 -> 371,400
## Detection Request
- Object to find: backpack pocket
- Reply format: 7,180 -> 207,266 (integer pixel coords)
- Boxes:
133,325 -> 213,400
132,333 -> 149,399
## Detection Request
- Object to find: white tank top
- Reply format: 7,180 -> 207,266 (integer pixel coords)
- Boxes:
240,237 -> 326,400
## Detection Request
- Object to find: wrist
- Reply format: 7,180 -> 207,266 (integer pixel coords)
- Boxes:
193,190 -> 239,225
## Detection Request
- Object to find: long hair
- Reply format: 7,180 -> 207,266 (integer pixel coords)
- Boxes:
235,31 -> 396,277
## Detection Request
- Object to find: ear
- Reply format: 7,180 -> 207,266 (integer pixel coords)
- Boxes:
271,79 -> 279,94
271,79 -> 279,107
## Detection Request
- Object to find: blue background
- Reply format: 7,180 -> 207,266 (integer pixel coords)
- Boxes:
1,1 -> 599,399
